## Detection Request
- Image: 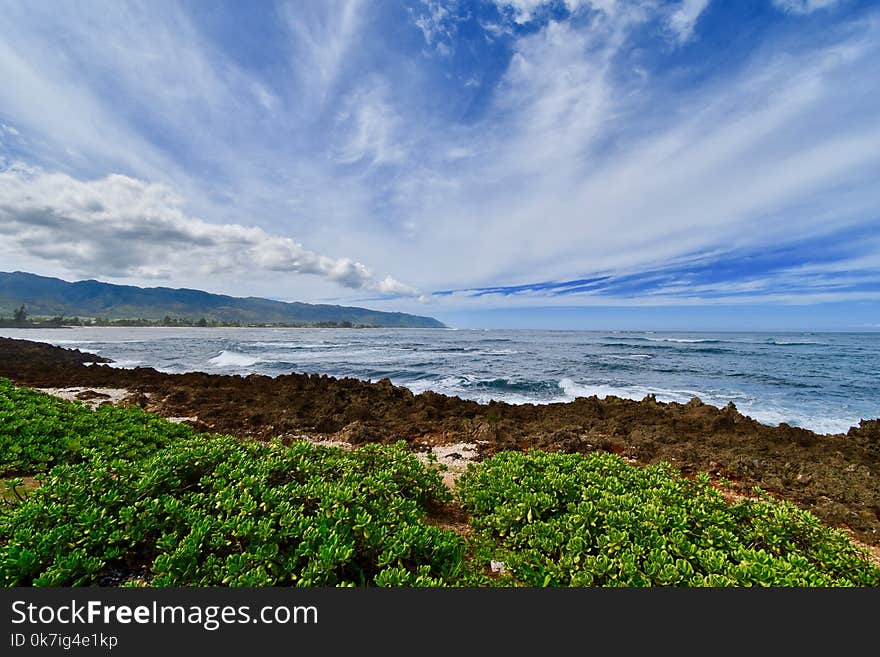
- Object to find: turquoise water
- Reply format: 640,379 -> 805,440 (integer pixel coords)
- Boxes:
3,327 -> 878,434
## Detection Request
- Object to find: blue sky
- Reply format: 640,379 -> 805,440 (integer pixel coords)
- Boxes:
1,0 -> 879,329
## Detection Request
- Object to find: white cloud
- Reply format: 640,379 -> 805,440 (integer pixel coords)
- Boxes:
772,0 -> 842,15
414,0 -> 459,54
0,0 -> 877,314
491,0 -> 609,24
0,0 -> 417,301
332,82 -> 406,165
0,0 -> 314,232
492,0 -> 554,23
481,19 -> 616,178
377,276 -> 420,296
668,0 -> 711,44
280,0 -> 364,108
0,165 -> 418,295
377,8 -> 880,307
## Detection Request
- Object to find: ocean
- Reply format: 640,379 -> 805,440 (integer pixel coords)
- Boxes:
2,327 -> 878,435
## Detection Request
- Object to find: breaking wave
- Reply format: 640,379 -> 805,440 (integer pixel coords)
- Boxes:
208,350 -> 260,367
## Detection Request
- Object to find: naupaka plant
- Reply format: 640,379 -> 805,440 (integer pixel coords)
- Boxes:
456,450 -> 880,587
0,437 -> 464,587
2,380 -> 877,588
0,378 -> 193,476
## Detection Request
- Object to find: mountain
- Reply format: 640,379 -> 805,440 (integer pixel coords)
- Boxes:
0,272 -> 445,328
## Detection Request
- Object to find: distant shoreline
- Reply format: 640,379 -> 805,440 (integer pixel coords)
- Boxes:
0,320 -> 402,330
0,271 -> 447,329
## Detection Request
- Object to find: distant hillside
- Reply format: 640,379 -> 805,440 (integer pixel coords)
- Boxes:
0,272 -> 445,328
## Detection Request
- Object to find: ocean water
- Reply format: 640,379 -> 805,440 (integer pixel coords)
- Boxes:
2,327 -> 878,435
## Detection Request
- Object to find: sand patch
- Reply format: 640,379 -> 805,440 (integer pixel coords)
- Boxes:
166,416 -> 200,424
37,387 -> 133,408
0,475 -> 41,501
416,442 -> 479,489
289,435 -> 478,489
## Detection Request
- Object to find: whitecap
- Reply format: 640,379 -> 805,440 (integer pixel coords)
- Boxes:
650,338 -> 717,343
765,339 -> 824,346
208,350 -> 260,367
50,339 -> 98,345
105,359 -> 143,369
557,378 -> 701,404
249,342 -> 325,349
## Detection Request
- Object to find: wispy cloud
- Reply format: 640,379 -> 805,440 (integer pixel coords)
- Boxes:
0,0 -> 877,320
0,164 -> 417,294
332,81 -> 406,165
412,0 -> 460,55
380,6 -> 880,312
489,0 -> 608,25
436,222 -> 880,306
772,0 -> 843,15
667,0 -> 711,43
280,0 -> 364,108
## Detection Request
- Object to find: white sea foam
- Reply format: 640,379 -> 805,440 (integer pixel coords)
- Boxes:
404,374 -> 478,394
733,405 -> 856,435
559,378 -> 636,400
403,377 -> 565,406
105,359 -> 143,368
649,338 -> 717,343
17,326 -> 872,436
291,348 -> 375,361
208,350 -> 260,367
558,378 -> 700,404
250,342 -> 326,349
766,340 -> 824,346
50,339 -> 97,345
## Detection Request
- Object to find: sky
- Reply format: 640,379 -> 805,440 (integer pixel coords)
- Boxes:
1,0 -> 879,330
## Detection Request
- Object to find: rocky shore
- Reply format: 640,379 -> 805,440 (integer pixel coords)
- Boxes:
1,336 -> 877,547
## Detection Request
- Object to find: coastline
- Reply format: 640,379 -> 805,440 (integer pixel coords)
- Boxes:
1,336 -> 878,548
4,325 -> 875,435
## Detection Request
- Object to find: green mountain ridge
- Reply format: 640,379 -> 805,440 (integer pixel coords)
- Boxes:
0,272 -> 445,328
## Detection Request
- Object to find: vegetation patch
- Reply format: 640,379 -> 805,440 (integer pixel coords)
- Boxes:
2,381 -> 877,587
0,438 -> 461,586
0,378 -> 193,476
457,450 -> 880,586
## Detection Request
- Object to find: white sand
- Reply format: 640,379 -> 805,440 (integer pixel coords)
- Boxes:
37,387 -> 133,408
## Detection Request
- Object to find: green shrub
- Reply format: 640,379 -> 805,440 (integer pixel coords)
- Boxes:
3,381 -> 877,588
0,437 -> 461,586
457,450 -> 880,587
0,378 -> 193,475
